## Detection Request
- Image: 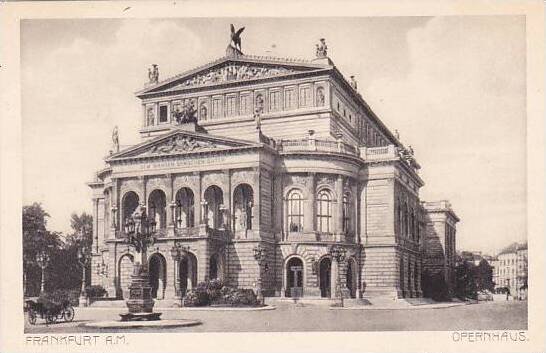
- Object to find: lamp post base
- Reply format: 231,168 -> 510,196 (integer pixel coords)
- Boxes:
121,264 -> 161,321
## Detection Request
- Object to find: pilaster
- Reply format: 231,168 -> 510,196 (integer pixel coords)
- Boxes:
304,172 -> 316,232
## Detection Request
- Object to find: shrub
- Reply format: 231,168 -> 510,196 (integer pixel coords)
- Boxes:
85,285 -> 107,298
224,288 -> 258,307
182,279 -> 260,307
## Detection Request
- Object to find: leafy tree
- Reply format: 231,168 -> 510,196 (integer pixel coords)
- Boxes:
474,259 -> 494,292
22,203 -> 62,296
454,260 -> 477,300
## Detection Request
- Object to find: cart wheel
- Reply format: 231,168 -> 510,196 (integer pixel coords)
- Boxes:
28,310 -> 37,325
63,306 -> 75,322
45,313 -> 57,324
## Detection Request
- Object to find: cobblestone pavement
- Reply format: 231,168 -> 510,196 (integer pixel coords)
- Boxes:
24,301 -> 527,333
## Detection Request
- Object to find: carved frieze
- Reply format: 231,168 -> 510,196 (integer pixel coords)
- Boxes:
145,135 -> 216,155
287,174 -> 308,188
175,64 -> 295,89
316,174 -> 335,187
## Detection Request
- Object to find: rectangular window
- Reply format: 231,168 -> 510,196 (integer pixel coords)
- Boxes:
159,105 -> 168,123
299,86 -> 311,107
284,89 -> 297,110
240,94 -> 251,115
225,96 -> 237,117
212,98 -> 222,119
269,90 -> 281,112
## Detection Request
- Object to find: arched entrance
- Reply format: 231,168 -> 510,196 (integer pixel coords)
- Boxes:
204,185 -> 224,229
148,253 -> 167,299
286,257 -> 304,298
233,184 -> 253,231
319,257 -> 331,298
346,258 -> 357,298
118,254 -> 134,299
179,253 -> 198,297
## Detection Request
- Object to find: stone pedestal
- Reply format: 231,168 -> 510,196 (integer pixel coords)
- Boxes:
120,266 -> 162,321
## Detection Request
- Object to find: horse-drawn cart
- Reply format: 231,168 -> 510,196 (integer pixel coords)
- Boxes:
25,299 -> 75,324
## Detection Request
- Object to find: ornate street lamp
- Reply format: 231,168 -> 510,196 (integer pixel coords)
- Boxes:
36,251 -> 50,295
253,244 -> 268,306
330,245 -> 347,307
170,242 -> 190,303
119,203 -> 161,321
77,245 -> 91,307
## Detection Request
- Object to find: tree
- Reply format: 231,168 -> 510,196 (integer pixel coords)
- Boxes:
474,259 -> 494,292
22,203 -> 63,296
454,260 -> 477,300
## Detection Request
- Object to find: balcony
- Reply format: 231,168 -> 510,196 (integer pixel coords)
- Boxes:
277,137 -> 358,156
174,224 -> 228,239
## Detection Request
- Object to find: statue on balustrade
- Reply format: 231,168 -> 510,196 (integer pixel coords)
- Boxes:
315,38 -> 328,58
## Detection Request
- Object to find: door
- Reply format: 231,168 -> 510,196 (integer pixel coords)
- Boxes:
319,258 -> 331,298
286,257 -> 304,297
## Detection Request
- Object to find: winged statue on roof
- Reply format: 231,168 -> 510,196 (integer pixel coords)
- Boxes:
230,24 -> 245,51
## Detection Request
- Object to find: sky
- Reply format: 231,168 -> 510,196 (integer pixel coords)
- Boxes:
21,16 -> 526,255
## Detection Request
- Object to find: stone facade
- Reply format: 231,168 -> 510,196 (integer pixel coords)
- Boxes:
88,45 -> 459,301
491,243 -> 528,300
422,201 -> 459,298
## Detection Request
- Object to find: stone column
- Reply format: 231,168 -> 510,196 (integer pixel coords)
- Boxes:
331,258 -> 339,299
163,256 -> 176,299
92,197 -> 99,254
252,168 -> 261,232
335,175 -> 344,238
194,172 -> 202,224
224,169 -> 232,233
304,173 -> 316,233
166,174 -> 175,236
111,178 -> 120,238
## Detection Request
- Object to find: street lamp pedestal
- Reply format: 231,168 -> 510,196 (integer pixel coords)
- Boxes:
119,264 -> 162,321
79,294 -> 89,307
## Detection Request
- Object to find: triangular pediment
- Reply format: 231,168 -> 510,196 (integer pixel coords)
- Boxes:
107,129 -> 258,161
137,55 -> 332,96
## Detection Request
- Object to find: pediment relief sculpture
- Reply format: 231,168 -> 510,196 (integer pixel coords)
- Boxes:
175,63 -> 295,89
146,135 -> 217,155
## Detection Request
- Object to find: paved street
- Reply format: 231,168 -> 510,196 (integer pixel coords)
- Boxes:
24,300 -> 527,333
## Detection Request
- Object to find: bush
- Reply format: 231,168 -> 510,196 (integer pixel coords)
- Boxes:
183,288 -> 210,307
182,279 -> 260,307
85,285 -> 107,298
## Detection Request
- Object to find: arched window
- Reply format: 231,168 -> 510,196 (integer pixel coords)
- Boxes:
148,189 -> 167,229
199,103 -> 208,121
204,185 -> 224,229
316,87 -> 325,107
342,192 -> 351,234
233,184 -> 254,231
287,189 -> 304,232
175,188 -> 195,228
316,189 -> 332,233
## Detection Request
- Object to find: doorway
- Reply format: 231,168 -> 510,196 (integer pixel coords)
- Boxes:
319,257 -> 331,298
286,257 -> 304,298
